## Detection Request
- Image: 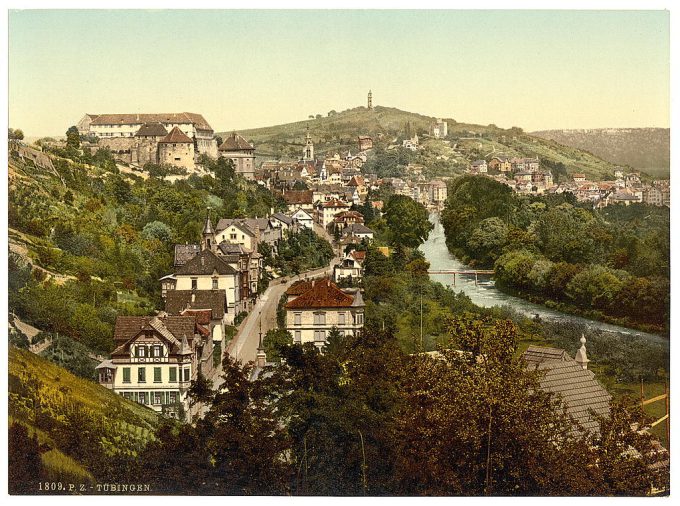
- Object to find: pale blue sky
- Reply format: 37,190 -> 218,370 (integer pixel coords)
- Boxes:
8,9 -> 670,136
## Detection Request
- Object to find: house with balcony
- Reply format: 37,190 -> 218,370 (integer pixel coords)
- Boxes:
96,315 -> 211,419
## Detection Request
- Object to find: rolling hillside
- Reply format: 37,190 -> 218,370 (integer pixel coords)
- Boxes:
220,105 -> 624,181
9,346 -> 160,486
531,128 -> 670,177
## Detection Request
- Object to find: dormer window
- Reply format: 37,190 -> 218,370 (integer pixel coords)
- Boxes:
212,277 -> 219,290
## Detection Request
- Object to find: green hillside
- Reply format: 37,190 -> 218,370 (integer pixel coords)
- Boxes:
531,128 -> 670,177
221,106 -> 624,181
9,346 -> 160,488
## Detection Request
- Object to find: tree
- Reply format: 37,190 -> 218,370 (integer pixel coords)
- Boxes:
66,125 -> 80,149
383,195 -> 433,249
142,220 -> 173,243
263,328 -> 293,363
9,127 -> 25,140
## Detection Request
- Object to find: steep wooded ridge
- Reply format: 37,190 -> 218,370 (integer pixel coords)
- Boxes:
219,106 -> 624,180
530,128 -> 670,177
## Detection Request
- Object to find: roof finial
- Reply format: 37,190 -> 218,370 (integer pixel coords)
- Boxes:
574,333 -> 590,370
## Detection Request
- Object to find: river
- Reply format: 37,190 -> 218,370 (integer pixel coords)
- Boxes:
420,213 -> 667,344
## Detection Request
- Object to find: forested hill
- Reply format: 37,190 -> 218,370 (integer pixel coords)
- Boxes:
220,105 -> 623,180
530,128 -> 670,177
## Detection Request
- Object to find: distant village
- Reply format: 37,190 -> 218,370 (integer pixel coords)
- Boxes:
13,91 -> 668,419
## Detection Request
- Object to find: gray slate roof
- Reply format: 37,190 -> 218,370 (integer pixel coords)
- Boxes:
174,244 -> 200,267
175,249 -> 237,276
523,347 -> 612,436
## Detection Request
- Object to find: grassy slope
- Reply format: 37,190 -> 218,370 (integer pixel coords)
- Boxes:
9,347 -> 160,480
531,128 -> 670,177
221,105 -> 621,180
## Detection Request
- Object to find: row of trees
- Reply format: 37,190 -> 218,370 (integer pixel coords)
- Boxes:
440,176 -> 670,331
130,318 -> 666,495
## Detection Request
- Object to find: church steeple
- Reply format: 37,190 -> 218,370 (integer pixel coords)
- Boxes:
201,208 -> 215,252
303,126 -> 314,161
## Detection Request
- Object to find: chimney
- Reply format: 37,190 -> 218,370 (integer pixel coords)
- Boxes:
574,334 -> 590,370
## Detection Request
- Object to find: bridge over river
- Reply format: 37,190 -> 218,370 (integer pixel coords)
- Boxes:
420,213 -> 666,344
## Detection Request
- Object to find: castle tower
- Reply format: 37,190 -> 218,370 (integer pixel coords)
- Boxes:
367,90 -> 373,110
303,127 -> 314,161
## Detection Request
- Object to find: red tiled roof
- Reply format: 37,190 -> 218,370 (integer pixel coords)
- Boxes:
159,126 -> 193,144
286,279 -> 315,297
283,190 -> 313,205
285,279 -> 355,309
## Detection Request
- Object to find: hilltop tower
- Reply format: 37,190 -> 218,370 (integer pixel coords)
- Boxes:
303,126 -> 314,161
367,90 -> 373,110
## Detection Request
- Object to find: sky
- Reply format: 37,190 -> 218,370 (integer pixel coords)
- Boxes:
8,9 -> 671,137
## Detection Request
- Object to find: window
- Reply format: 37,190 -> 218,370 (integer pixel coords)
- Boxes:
154,367 -> 162,383
154,345 -> 163,358
338,312 -> 346,325
183,368 -> 190,382
314,330 -> 326,342
314,312 -> 326,325
294,313 -> 301,326
136,345 -> 146,358
294,331 -> 301,343
122,392 -> 133,400
212,277 -> 219,290
191,278 -> 198,290
230,233 -> 237,240
169,367 -> 177,382
154,392 -> 163,405
169,392 -> 177,404
138,367 -> 146,383
356,313 -> 364,325
123,367 -> 131,383
139,392 -> 148,405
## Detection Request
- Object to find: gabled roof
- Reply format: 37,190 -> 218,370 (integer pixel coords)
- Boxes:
218,132 -> 254,152
165,289 -> 227,319
112,315 -> 197,353
175,249 -> 237,276
322,198 -> 351,208
174,244 -> 201,267
523,345 -> 612,435
272,212 -> 294,226
535,360 -> 611,434
159,126 -> 193,144
217,241 -> 251,256
135,122 -> 168,137
343,223 -> 374,235
286,279 -> 316,297
91,112 -> 212,131
522,346 -> 569,365
285,279 -> 356,309
215,219 -> 257,237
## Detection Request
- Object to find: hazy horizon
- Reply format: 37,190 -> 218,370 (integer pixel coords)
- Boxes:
9,10 -> 670,137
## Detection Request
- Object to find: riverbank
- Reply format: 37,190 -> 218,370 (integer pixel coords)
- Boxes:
421,213 -> 666,342
493,281 -> 668,338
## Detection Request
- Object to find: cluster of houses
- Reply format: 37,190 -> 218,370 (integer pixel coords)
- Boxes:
467,156 -> 670,207
96,210 -> 305,418
555,170 -> 670,208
